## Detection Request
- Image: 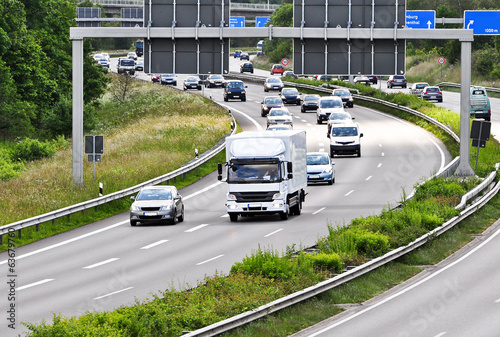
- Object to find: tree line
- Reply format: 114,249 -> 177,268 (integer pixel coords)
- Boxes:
0,0 -> 109,141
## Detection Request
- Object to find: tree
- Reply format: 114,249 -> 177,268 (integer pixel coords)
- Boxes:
263,3 -> 293,63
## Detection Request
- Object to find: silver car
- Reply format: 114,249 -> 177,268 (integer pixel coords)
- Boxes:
130,186 -> 184,226
266,107 -> 293,128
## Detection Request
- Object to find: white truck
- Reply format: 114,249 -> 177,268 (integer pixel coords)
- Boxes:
218,130 -> 307,222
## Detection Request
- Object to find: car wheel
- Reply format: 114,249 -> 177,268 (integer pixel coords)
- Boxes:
317,117 -> 322,124
280,208 -> 289,220
224,96 -> 228,102
171,210 -> 177,225
229,213 -> 238,222
241,97 -> 246,102
328,179 -> 333,185
178,208 -> 184,222
357,150 -> 361,157
130,220 -> 137,226
292,197 -> 302,215
301,107 -> 305,113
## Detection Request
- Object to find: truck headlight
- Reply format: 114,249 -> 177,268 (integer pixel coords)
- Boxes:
228,204 -> 238,210
271,202 -> 283,208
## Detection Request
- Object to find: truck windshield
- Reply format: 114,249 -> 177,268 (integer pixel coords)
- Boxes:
228,163 -> 281,183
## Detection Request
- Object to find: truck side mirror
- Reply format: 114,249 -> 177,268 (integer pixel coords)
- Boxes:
360,133 -> 364,138
217,163 -> 223,181
287,162 -> 293,179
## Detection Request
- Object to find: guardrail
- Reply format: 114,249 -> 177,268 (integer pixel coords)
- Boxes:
0,111 -> 236,245
437,81 -> 500,94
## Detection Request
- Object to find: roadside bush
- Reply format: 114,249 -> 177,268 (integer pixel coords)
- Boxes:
301,252 -> 344,274
11,138 -> 58,162
413,177 -> 466,203
0,148 -> 24,181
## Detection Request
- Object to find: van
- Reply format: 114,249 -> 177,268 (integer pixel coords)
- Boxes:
257,40 -> 264,49
328,122 -> 363,157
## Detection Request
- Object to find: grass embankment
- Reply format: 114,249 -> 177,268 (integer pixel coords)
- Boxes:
24,72 -> 500,336
0,74 -> 232,250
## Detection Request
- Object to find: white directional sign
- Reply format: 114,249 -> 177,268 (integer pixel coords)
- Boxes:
464,10 -> 500,35
405,10 -> 435,29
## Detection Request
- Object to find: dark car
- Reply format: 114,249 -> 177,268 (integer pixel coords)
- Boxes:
387,75 -> 407,88
283,71 -> 298,79
332,89 -> 354,108
270,64 -> 285,75
239,52 -> 250,60
223,80 -> 247,102
315,74 -> 333,82
205,74 -> 225,88
280,87 -> 301,105
261,96 -> 284,117
264,77 -> 284,92
367,75 -> 378,84
301,94 -> 320,112
183,76 -> 202,90
129,186 -> 184,226
240,62 -> 254,73
422,86 -> 443,102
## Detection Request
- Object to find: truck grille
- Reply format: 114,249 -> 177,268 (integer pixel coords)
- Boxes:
233,191 -> 277,202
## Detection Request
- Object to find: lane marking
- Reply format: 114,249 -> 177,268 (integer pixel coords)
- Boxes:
0,220 -> 128,265
265,228 -> 283,237
345,190 -> 354,196
140,240 -> 169,250
183,181 -> 222,200
218,103 -> 262,130
306,226 -> 500,336
379,144 -> 383,147
83,258 -> 119,269
381,152 -> 385,157
377,163 -> 382,168
366,176 -> 372,181
434,333 -> 447,337
313,207 -> 326,215
184,224 -> 209,232
495,298 -> 500,303
16,279 -> 54,291
196,254 -> 224,265
93,287 -> 134,300
221,214 -> 229,217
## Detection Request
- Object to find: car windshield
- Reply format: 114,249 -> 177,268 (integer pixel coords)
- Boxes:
394,75 -> 405,79
416,83 -> 428,89
267,78 -> 281,83
136,189 -> 172,201
270,109 -> 289,116
320,99 -> 342,108
472,89 -> 484,95
304,95 -> 319,101
228,163 -> 281,183
265,97 -> 282,104
163,74 -> 175,78
426,87 -> 439,93
334,90 -> 349,96
186,77 -> 198,82
282,89 -> 298,95
329,113 -> 350,120
307,155 -> 329,165
228,81 -> 244,89
212,75 -> 223,80
120,60 -> 135,66
331,126 -> 358,137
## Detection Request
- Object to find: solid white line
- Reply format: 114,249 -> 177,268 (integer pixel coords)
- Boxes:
434,332 -> 447,337
366,176 -> 372,181
93,287 -> 134,300
140,240 -> 169,250
345,190 -> 354,196
183,181 -> 222,201
219,103 -> 262,130
196,254 -> 224,265
265,228 -> 283,237
184,224 -> 209,232
16,279 -> 54,291
306,226 -> 500,336
312,207 -> 325,215
0,220 -> 128,265
83,258 -> 119,269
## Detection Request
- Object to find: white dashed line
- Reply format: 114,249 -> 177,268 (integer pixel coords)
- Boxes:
366,176 -> 372,181
265,228 -> 283,237
377,163 -> 382,168
345,190 -> 354,196
312,207 -> 325,215
495,298 -> 500,303
17,279 -> 54,291
83,258 -> 119,269
140,240 -> 169,250
434,332 -> 447,337
196,254 -> 224,265
381,152 -> 385,156
93,287 -> 134,300
184,224 -> 209,232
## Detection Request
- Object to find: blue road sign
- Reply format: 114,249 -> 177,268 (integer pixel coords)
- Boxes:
406,10 -> 435,29
256,16 -> 271,28
464,11 -> 500,35
229,16 -> 245,27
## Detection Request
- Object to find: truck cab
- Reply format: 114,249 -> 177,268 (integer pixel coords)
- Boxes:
470,86 -> 491,121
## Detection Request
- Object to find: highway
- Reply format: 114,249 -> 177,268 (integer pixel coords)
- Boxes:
0,58 -> 452,336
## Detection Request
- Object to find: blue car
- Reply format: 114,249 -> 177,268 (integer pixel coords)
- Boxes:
306,152 -> 335,185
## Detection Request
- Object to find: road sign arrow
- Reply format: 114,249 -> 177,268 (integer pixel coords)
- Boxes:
467,20 -> 474,29
427,21 -> 432,29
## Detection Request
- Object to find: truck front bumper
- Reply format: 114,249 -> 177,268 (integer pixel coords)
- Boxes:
226,200 -> 286,215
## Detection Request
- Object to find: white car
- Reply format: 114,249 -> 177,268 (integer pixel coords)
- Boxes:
328,122 -> 363,157
266,107 -> 293,128
127,52 -> 137,60
316,96 -> 344,124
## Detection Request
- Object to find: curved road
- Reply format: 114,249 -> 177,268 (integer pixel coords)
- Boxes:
0,59 -> 451,336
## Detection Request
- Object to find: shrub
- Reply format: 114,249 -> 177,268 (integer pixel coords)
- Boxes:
301,252 -> 344,274
413,177 -> 466,203
11,138 -> 58,162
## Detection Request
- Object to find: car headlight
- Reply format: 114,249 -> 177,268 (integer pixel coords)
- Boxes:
323,167 -> 332,173
160,205 -> 172,210
130,205 -> 140,211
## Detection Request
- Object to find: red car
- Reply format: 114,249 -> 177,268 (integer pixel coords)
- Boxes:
151,74 -> 160,83
270,64 -> 285,75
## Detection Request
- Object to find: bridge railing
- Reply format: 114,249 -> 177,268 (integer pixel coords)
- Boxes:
77,1 -> 280,8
